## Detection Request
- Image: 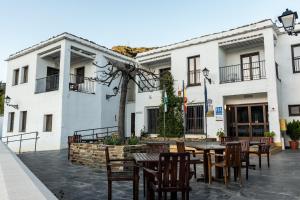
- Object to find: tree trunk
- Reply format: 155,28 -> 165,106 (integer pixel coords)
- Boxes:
118,73 -> 129,142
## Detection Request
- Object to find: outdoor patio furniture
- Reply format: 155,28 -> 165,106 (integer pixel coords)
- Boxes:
249,137 -> 271,168
188,143 -> 225,183
105,147 -> 139,200
220,136 -> 239,145
176,141 -> 203,178
207,143 -> 242,186
240,140 -> 250,180
143,152 -> 192,200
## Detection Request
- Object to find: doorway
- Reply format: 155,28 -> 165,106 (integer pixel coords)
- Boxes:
240,52 -> 260,81
227,103 -> 269,137
131,113 -> 135,135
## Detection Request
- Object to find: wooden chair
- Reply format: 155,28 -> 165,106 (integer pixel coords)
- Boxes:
207,143 -> 242,186
220,136 -> 239,145
249,137 -> 270,168
144,153 -> 192,200
176,141 -> 203,179
240,140 -> 250,180
105,147 -> 139,200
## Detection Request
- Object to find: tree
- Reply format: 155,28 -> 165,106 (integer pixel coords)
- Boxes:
0,82 -> 5,115
158,72 -> 184,137
92,61 -> 158,141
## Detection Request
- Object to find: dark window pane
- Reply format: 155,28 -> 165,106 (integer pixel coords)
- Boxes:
147,108 -> 159,134
237,107 -> 249,123
251,106 -> 264,123
186,105 -> 204,134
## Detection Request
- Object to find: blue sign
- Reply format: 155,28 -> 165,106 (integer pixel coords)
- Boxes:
215,106 -> 223,121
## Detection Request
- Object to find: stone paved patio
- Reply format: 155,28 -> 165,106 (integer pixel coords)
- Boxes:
19,149 -> 300,200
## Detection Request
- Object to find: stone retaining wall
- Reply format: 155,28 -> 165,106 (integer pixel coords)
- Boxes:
70,143 -> 162,168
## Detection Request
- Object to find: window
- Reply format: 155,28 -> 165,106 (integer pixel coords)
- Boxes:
289,105 -> 300,116
147,108 -> 159,134
44,114 -> 53,132
7,112 -> 15,132
13,69 -> 19,85
76,67 -> 85,84
186,105 -> 204,134
159,67 -> 171,89
291,44 -> 300,73
19,111 -> 27,132
187,56 -> 200,85
21,66 -> 29,83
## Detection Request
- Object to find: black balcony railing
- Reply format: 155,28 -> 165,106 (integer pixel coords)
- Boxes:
220,60 -> 266,84
69,74 -> 95,94
35,74 -> 59,93
293,57 -> 300,73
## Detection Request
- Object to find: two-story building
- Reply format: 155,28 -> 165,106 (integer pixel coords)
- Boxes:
131,19 -> 300,146
2,33 -> 134,151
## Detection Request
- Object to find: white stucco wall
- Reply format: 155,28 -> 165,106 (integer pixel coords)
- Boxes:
0,115 -> 3,137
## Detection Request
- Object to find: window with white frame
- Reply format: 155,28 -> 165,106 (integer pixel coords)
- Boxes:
12,69 -> 19,85
44,114 -> 53,132
19,111 -> 27,132
7,112 -> 15,132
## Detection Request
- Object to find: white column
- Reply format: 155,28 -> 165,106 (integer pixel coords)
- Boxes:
58,41 -> 71,148
264,29 -> 281,144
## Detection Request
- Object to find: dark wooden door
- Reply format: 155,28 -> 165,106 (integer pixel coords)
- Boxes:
76,67 -> 85,83
240,52 -> 260,81
131,113 -> 135,135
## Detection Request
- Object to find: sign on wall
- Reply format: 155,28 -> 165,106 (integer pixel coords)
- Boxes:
215,106 -> 223,121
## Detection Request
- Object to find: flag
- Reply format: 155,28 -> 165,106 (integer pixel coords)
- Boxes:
164,89 -> 168,112
183,81 -> 187,113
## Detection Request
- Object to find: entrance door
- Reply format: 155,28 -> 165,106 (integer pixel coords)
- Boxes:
131,113 -> 135,135
241,52 -> 260,81
227,103 -> 268,137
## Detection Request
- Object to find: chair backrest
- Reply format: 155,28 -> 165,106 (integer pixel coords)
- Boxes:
220,136 -> 238,145
158,153 -> 190,191
225,143 -> 241,167
240,140 -> 250,152
259,137 -> 271,153
146,143 -> 169,153
260,137 -> 270,145
176,141 -> 185,153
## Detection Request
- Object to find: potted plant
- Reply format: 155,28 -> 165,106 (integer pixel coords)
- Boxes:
264,131 -> 275,144
287,120 -> 300,150
216,129 -> 225,141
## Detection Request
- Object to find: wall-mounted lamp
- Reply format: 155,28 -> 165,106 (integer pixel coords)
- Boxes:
278,9 -> 300,36
4,96 -> 19,109
106,86 -> 119,100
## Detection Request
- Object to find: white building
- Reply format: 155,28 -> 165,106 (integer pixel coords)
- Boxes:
130,19 -> 300,146
3,19 -> 300,151
2,33 -> 134,151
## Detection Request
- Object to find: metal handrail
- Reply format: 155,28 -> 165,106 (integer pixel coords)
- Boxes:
1,131 -> 39,154
74,126 -> 118,142
69,74 -> 95,94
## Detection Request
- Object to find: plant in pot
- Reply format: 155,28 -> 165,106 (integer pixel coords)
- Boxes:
264,131 -> 275,144
287,120 -> 300,150
216,129 -> 225,141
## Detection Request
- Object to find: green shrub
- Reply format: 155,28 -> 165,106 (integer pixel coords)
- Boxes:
216,129 -> 225,137
287,120 -> 300,141
128,136 -> 139,145
264,131 -> 275,138
103,135 -> 122,145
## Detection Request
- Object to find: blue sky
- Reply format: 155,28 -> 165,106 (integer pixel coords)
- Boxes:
0,0 -> 299,82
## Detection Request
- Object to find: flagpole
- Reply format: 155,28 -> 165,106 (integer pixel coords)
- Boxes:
183,80 -> 186,141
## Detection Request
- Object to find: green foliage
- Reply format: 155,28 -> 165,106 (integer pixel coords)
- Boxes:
264,131 -> 275,138
112,46 -> 156,58
103,134 -> 122,145
128,136 -> 139,145
287,120 -> 300,141
216,129 -> 225,137
0,83 -> 5,115
158,72 -> 183,137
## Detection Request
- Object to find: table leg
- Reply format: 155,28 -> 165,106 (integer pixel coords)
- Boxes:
197,149 -> 209,183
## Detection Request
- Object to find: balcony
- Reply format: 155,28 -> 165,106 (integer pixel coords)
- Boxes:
35,74 -> 59,93
69,74 -> 95,94
219,60 -> 266,84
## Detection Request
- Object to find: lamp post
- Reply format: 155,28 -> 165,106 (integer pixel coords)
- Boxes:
202,68 -> 212,139
106,86 -> 119,100
278,9 -> 300,36
4,96 -> 18,109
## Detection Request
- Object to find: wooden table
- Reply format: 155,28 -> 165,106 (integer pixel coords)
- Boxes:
188,143 -> 226,183
133,153 -> 200,164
